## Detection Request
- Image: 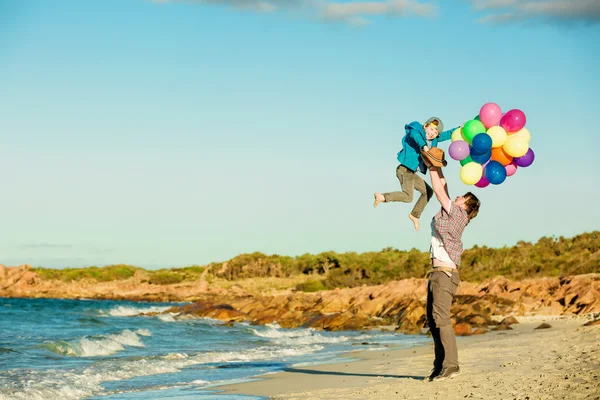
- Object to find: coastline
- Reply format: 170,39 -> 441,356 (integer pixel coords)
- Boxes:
217,314 -> 600,399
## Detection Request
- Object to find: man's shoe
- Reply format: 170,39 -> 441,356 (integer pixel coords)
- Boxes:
428,367 -> 442,381
431,366 -> 461,381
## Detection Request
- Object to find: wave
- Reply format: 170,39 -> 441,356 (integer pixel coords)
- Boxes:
250,323 -> 371,345
0,344 -> 321,400
40,329 -> 148,357
101,305 -> 172,317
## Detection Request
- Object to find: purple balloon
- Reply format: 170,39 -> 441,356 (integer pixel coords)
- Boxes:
513,148 -> 535,167
448,140 -> 470,161
500,109 -> 526,133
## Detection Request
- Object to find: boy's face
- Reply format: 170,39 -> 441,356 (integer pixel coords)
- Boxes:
425,124 -> 439,140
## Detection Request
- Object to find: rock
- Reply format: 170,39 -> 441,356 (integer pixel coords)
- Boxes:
454,322 -> 473,336
535,323 -> 552,330
583,319 -> 600,326
302,311 -> 374,331
499,316 -> 519,326
472,328 -> 488,335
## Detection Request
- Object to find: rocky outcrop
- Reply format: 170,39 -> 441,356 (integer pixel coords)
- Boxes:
1,264 -> 599,334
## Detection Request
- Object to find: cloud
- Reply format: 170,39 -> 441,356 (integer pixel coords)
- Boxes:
152,0 -> 438,24
472,0 -> 600,24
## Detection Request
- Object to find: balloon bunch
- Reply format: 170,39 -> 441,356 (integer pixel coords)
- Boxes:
448,102 -> 535,188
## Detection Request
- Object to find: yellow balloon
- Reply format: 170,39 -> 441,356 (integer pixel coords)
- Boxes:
503,135 -> 529,157
487,126 -> 507,148
460,162 -> 483,185
451,128 -> 465,142
511,127 -> 531,143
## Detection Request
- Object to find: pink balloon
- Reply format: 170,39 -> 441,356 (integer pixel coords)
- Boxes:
475,175 -> 490,188
479,103 -> 502,129
505,162 -> 517,177
500,109 -> 526,133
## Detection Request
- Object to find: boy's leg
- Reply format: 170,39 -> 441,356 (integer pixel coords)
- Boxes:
411,175 -> 434,219
382,166 -> 415,203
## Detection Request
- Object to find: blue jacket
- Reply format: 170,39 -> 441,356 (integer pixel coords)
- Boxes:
397,121 -> 455,173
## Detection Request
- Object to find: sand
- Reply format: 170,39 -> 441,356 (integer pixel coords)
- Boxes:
219,314 -> 600,399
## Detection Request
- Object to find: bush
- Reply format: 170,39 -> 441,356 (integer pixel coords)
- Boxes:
148,271 -> 185,285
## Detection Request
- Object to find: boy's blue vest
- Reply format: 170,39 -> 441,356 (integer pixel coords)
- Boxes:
397,121 -> 454,173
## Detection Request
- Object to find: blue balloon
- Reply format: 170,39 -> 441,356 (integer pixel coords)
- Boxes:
472,133 -> 493,153
484,160 -> 507,185
470,148 -> 492,164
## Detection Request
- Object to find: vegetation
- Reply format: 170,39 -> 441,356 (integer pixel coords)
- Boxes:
30,232 -> 599,292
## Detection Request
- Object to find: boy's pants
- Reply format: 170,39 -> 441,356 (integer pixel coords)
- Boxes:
383,165 -> 433,218
427,270 -> 460,370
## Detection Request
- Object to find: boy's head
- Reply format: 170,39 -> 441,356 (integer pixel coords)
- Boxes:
455,192 -> 480,222
424,117 -> 444,140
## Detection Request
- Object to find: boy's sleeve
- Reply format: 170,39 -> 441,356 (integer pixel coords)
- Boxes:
406,122 -> 427,149
437,126 -> 458,143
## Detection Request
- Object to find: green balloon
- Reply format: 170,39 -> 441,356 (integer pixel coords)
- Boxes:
460,155 -> 473,166
474,115 -> 481,121
462,120 -> 486,143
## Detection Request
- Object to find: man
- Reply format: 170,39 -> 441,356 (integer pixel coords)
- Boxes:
425,161 -> 480,381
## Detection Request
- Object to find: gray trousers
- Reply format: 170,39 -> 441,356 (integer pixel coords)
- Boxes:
427,270 -> 460,370
383,165 -> 433,219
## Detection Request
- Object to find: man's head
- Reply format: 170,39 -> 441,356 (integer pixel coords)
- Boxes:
424,117 -> 444,140
454,192 -> 480,222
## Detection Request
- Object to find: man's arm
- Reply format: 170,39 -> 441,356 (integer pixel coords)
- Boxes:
430,167 -> 451,213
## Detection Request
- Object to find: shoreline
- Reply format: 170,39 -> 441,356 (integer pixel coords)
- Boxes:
217,314 -> 600,399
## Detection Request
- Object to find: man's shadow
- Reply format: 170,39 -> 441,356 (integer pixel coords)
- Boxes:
283,367 -> 426,381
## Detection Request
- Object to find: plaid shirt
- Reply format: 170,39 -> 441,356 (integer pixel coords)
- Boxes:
432,202 -> 469,266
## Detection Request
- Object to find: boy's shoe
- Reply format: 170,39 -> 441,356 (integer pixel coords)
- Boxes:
431,366 -> 461,381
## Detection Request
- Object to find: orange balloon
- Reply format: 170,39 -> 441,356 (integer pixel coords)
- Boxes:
491,147 -> 513,166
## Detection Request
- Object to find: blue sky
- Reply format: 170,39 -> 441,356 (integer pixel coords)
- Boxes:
1,0 -> 599,269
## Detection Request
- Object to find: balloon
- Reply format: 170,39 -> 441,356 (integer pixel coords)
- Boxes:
500,109 -> 526,133
474,175 -> 490,188
510,127 -> 531,143
460,162 -> 483,185
491,147 -> 513,166
479,102 -> 502,129
451,128 -> 465,142
505,162 -> 517,177
484,160 -> 507,185
513,148 -> 535,167
503,135 -> 529,157
449,140 -> 470,161
471,133 -> 493,153
487,126 -> 507,148
462,120 -> 486,144
470,148 -> 492,164
474,115 -> 481,121
460,155 -> 473,166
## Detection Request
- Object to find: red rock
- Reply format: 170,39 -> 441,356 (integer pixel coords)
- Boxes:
454,323 -> 472,336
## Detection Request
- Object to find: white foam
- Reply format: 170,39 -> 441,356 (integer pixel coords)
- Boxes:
158,313 -> 177,322
1,345 -> 322,400
103,305 -> 171,317
42,329 -> 147,357
251,323 -> 368,345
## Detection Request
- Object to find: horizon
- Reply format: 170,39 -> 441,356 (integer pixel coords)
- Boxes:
1,0 -> 599,269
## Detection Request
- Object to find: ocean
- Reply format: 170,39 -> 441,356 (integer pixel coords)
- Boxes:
0,297 -> 428,399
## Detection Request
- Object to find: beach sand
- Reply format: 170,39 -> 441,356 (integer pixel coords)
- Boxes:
220,315 -> 600,399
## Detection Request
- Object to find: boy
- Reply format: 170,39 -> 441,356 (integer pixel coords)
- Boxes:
374,117 -> 457,231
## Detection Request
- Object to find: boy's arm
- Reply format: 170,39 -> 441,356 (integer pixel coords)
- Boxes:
406,122 -> 428,150
430,167 -> 451,213
437,127 -> 459,143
